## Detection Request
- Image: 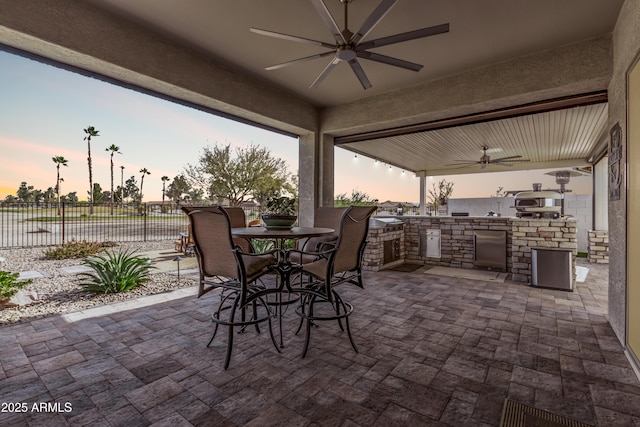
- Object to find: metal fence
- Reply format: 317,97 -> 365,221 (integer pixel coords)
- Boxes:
0,201 -> 426,248
0,202 -> 192,248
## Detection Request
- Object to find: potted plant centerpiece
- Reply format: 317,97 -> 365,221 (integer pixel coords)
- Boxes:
261,195 -> 297,229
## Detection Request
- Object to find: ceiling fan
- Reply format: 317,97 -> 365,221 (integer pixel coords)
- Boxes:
446,146 -> 530,169
250,0 -> 449,89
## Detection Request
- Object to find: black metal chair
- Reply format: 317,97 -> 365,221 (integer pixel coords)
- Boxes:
182,206 -> 280,369
289,206 -> 349,265
289,205 -> 377,357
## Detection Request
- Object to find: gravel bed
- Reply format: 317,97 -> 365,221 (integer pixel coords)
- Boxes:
0,241 -> 197,325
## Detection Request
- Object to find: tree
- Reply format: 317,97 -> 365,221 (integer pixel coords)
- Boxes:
43,187 -> 56,207
33,189 -> 44,205
16,182 -> 34,203
83,126 -> 100,214
124,176 -> 140,203
428,179 -> 454,212
92,183 -> 104,204
52,155 -> 68,215
161,175 -> 170,204
105,144 -> 121,215
62,191 -> 78,204
139,168 -> 150,203
185,144 -> 292,206
165,174 -> 191,202
335,189 -> 378,207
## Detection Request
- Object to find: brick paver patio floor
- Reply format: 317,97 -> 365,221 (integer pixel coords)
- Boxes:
1,260 -> 639,426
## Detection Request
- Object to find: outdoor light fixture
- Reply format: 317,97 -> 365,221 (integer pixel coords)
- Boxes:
173,256 -> 183,281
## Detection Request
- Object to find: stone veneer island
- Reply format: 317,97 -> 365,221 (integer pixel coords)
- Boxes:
364,216 -> 577,286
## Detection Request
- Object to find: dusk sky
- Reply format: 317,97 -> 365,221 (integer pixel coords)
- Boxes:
0,50 -> 591,203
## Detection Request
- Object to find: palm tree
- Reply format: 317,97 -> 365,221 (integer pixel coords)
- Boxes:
120,165 -> 125,208
83,126 -> 99,214
105,144 -> 121,215
139,168 -> 151,205
52,156 -> 68,215
161,176 -> 170,204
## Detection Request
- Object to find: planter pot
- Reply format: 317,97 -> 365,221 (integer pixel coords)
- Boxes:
261,214 -> 297,230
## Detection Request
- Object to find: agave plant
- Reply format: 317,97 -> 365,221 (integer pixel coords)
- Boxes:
77,249 -> 155,294
0,271 -> 32,300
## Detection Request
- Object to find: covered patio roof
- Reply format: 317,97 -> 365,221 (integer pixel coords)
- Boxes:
0,0 -> 623,178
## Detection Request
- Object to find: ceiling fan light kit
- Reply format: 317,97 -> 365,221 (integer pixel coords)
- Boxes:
250,0 -> 449,89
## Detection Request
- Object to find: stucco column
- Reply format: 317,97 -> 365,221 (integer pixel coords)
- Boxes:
417,171 -> 427,215
298,132 -> 335,226
320,133 -> 335,207
298,133 -> 317,227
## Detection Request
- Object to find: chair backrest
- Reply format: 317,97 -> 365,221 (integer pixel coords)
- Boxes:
302,206 -> 350,251
332,206 -> 377,274
182,206 -> 239,280
182,205 -> 252,253
225,206 -> 254,252
225,206 -> 247,228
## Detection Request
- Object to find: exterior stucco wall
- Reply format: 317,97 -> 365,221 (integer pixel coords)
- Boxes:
608,0 -> 640,344
321,36 -> 612,136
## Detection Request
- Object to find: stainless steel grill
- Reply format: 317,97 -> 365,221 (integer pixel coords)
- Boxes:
514,184 -> 563,218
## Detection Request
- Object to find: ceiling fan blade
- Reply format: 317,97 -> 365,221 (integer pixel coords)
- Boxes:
265,51 -> 335,71
350,0 -> 398,45
358,23 -> 450,50
309,56 -> 340,89
494,158 -> 530,163
446,163 -> 480,169
347,58 -> 372,89
309,0 -> 347,44
445,161 -> 479,167
356,51 -> 422,71
250,28 -> 335,49
493,155 -> 523,161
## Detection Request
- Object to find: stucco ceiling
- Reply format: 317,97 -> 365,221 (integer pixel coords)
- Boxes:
76,0 -> 622,174
84,0 -> 623,108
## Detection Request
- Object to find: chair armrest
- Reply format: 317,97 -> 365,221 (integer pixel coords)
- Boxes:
285,244 -> 337,264
233,246 -> 279,259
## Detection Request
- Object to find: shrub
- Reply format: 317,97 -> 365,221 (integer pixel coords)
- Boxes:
0,271 -> 32,300
77,248 -> 155,294
45,239 -> 117,260
250,238 -> 274,254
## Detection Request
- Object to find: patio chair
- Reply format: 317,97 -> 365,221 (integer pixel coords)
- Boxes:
289,205 -> 377,357
182,206 -> 280,369
225,206 -> 253,253
182,205 -> 253,253
175,223 -> 195,256
289,206 -> 349,265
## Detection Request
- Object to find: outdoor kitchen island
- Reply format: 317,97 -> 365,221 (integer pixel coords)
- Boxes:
363,215 -> 577,286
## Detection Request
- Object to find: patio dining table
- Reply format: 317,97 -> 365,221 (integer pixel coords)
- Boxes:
231,226 -> 335,347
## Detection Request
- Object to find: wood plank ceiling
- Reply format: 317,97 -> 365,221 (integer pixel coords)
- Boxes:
340,102 -> 608,175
